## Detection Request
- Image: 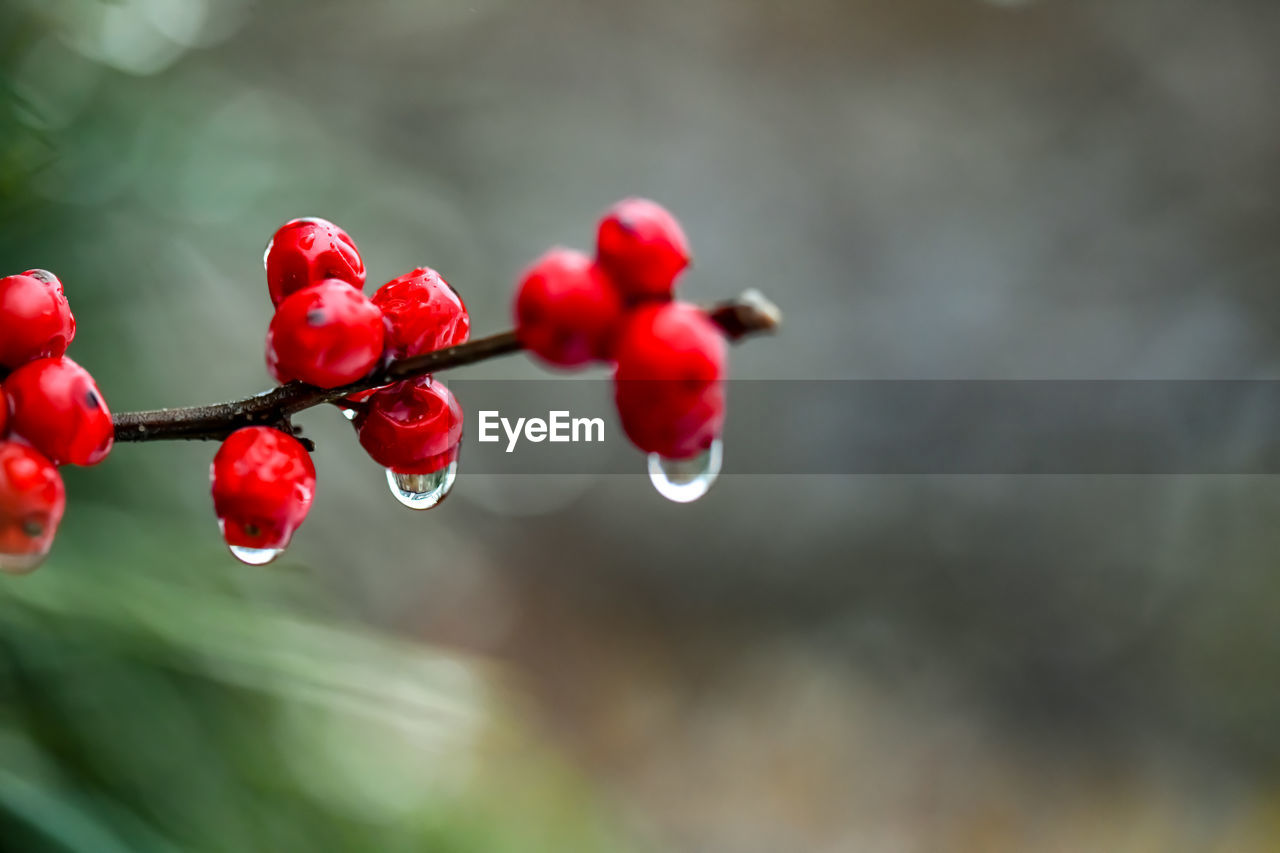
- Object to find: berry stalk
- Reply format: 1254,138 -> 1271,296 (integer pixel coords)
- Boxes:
110,290 -> 780,446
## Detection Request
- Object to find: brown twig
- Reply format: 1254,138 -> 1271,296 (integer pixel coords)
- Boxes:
110,290 -> 781,445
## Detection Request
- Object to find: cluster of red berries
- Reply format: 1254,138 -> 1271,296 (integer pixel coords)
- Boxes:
515,198 -> 728,460
0,270 -> 113,573
211,200 -> 724,564
0,199 -> 737,571
210,217 -> 470,562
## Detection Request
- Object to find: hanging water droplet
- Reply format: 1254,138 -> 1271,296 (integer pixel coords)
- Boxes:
228,545 -> 283,565
648,439 -> 723,503
0,552 -> 48,575
387,462 -> 457,510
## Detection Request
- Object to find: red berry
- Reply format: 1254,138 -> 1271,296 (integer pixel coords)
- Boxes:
210,427 -> 316,553
5,357 -> 114,467
0,441 -> 65,574
356,377 -> 462,474
266,280 -> 386,388
0,382 -> 7,438
596,198 -> 691,300
616,379 -> 725,459
265,217 -> 366,307
0,271 -> 76,368
514,248 -> 623,367
612,302 -> 728,458
372,267 -> 470,360
614,302 -> 726,386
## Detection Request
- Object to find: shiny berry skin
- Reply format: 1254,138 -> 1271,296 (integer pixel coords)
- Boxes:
515,248 -> 623,367
616,379 -> 725,459
356,377 -> 463,475
372,267 -> 470,360
0,271 -> 76,368
266,280 -> 386,388
596,198 -> 691,300
613,302 -> 726,386
0,441 -> 65,574
210,427 -> 316,552
5,357 -> 114,467
612,302 -> 728,458
265,217 -> 366,307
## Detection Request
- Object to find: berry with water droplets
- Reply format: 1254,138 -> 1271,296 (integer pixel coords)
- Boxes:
266,280 -> 386,388
210,427 -> 316,559
356,377 -> 462,475
4,357 -> 114,467
515,248 -> 623,367
613,302 -> 727,459
596,198 -> 691,300
616,378 -> 725,460
372,267 -> 470,360
0,441 -> 65,574
0,271 -> 76,368
265,217 -> 366,307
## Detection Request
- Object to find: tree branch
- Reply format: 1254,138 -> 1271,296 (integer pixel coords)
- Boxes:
111,290 -> 781,445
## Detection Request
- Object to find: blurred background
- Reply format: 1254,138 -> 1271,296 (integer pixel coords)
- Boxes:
4,0 -> 1280,849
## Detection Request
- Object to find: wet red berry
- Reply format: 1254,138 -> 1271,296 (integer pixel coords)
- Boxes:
614,302 -> 726,386
356,377 -> 463,474
266,280 -> 386,388
0,382 -> 7,438
515,248 -> 623,367
210,427 -> 316,554
372,267 -> 470,360
0,271 -> 76,368
616,380 -> 725,459
5,357 -> 114,467
612,302 -> 728,458
265,217 -> 366,307
596,198 -> 691,301
0,441 -> 65,574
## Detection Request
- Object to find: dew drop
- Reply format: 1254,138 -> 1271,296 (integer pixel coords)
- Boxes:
262,236 -> 275,270
25,269 -> 57,284
340,407 -> 358,421
387,462 -> 457,510
647,439 -> 723,503
228,545 -> 283,565
0,551 -> 48,575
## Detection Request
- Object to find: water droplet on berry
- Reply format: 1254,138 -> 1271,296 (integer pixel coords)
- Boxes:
387,462 -> 457,510
340,407 -> 358,421
25,269 -> 57,284
647,439 -> 723,503
228,545 -> 284,566
262,236 -> 274,270
0,552 -> 48,575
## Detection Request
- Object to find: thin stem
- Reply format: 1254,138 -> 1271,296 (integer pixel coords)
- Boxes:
111,290 -> 780,445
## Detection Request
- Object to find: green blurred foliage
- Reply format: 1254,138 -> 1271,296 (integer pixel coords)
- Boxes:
0,521 -> 631,851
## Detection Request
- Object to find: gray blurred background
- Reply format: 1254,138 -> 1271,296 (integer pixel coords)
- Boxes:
4,0 -> 1280,850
